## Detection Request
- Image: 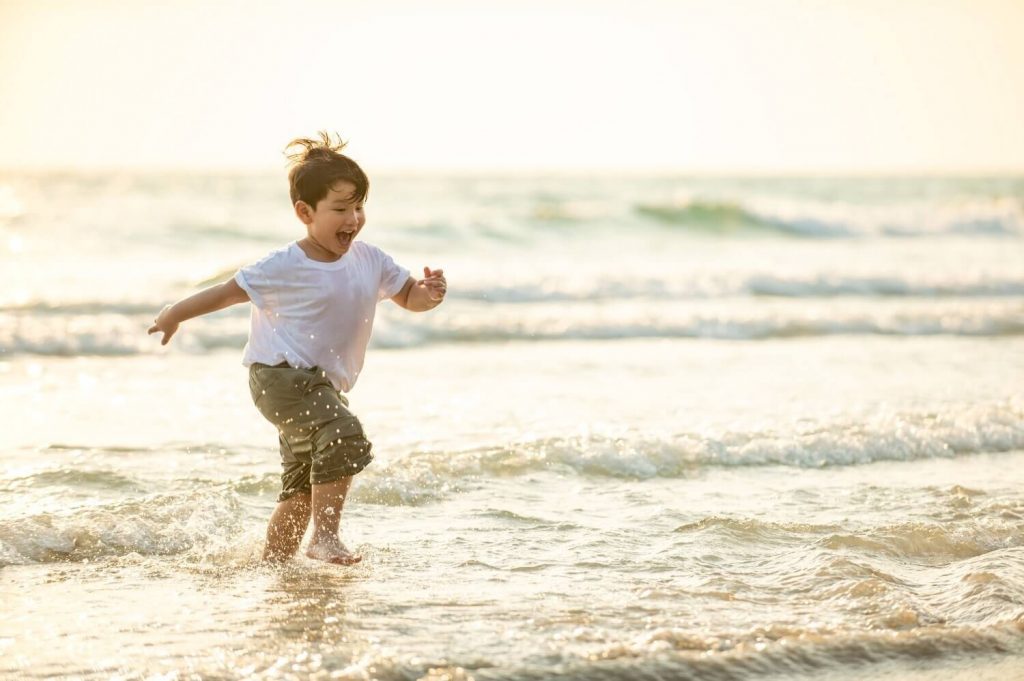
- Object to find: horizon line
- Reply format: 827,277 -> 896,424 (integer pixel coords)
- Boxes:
2,163 -> 1024,178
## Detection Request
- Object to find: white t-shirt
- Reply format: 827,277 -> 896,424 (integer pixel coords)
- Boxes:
234,240 -> 410,392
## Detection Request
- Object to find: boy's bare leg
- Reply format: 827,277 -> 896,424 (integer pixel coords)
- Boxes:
263,491 -> 311,562
306,475 -> 362,565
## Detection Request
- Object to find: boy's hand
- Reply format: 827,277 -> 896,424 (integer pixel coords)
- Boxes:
148,305 -> 180,345
420,267 -> 447,302
393,267 -> 446,311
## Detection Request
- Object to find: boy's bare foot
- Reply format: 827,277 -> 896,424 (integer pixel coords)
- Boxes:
306,536 -> 362,565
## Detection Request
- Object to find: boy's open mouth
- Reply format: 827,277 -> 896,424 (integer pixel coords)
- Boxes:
337,232 -> 353,247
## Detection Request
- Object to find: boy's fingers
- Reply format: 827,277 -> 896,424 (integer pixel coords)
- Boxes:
148,323 -> 174,344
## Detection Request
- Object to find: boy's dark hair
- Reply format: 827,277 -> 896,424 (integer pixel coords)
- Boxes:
285,131 -> 369,208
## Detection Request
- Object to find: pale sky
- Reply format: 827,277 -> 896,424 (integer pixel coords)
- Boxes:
1,0 -> 1022,172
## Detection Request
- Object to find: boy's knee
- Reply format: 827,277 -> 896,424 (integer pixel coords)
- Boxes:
310,432 -> 374,482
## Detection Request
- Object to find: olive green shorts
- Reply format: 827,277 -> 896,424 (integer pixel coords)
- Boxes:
248,362 -> 374,502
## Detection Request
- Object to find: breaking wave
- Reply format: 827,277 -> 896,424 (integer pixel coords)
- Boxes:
634,196 -> 1024,238
386,400 -> 1024,479
3,301 -> 1023,356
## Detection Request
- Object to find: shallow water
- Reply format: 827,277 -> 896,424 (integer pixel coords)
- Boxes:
2,173 -> 1024,678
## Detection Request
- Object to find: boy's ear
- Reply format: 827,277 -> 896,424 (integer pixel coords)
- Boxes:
294,200 -> 315,225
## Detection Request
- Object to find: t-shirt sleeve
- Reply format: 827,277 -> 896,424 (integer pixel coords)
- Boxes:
374,246 -> 411,301
235,252 -> 280,309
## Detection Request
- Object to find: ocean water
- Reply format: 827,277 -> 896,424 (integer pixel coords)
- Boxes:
1,171 -> 1023,680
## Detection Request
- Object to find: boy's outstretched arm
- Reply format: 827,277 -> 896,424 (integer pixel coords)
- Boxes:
392,267 -> 446,312
148,278 -> 250,345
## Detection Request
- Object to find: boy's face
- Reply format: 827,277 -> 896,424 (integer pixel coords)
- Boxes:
296,181 -> 365,259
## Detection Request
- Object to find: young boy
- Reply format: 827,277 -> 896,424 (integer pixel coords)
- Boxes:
148,132 -> 446,565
